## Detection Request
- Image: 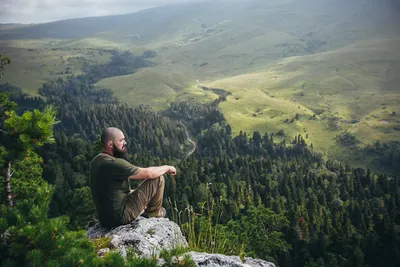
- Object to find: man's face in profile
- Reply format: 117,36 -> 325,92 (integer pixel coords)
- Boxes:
112,142 -> 128,159
112,131 -> 129,159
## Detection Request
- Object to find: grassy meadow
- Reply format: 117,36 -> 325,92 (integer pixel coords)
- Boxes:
0,39 -> 112,94
203,38 -> 400,162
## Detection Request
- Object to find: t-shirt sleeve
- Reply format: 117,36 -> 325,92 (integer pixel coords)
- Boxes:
109,158 -> 139,180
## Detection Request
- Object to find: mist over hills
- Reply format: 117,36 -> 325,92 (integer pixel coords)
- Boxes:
3,0 -> 398,75
2,0 -> 398,45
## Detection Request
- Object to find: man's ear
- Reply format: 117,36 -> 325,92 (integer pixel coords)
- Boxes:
108,141 -> 114,148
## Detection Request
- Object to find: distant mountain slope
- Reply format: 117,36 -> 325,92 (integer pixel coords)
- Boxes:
91,0 -> 400,101
1,0 -> 398,49
0,1 -> 233,40
1,0 -> 399,94
0,24 -> 26,30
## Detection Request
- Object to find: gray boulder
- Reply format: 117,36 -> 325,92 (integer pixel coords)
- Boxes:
87,217 -> 188,258
184,252 -> 275,267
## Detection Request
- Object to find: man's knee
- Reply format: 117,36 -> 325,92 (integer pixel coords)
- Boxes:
148,175 -> 164,188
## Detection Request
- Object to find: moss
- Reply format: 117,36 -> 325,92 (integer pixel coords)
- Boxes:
91,236 -> 112,250
159,246 -> 195,267
146,229 -> 155,236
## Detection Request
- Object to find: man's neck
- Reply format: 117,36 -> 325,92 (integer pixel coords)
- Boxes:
101,150 -> 114,157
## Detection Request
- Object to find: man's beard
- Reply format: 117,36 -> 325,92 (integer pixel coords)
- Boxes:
112,144 -> 129,160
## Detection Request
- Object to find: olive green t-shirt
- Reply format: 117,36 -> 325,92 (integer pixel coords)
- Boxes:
90,153 -> 139,228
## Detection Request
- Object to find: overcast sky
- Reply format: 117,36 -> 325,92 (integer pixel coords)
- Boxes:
0,0 -> 204,24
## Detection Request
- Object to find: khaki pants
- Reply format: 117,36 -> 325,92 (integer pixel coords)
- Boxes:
120,175 -> 165,225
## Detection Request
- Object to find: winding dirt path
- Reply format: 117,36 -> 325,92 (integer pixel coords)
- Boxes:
178,121 -> 196,159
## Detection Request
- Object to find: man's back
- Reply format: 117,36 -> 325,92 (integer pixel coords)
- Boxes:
90,153 -> 138,228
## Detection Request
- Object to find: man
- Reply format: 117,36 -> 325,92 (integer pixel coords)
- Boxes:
90,127 -> 176,228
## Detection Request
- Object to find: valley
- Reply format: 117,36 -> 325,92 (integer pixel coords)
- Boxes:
1,0 -> 399,170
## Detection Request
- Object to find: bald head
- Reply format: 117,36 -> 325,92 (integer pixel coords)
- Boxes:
100,127 -> 128,158
101,127 -> 123,147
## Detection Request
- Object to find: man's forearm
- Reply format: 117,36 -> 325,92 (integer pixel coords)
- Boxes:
129,165 -> 173,180
147,165 -> 172,178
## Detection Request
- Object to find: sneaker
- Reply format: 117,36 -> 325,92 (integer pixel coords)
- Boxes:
142,207 -> 166,218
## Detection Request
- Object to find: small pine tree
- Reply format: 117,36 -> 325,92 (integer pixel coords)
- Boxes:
0,94 -> 119,266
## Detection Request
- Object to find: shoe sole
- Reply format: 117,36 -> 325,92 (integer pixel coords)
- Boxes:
142,207 -> 166,218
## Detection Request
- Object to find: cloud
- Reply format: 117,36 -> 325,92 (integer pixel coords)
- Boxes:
0,0 -> 203,24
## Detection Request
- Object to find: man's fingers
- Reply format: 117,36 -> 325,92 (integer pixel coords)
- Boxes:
168,166 -> 177,176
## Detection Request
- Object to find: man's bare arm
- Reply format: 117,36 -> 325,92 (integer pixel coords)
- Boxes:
128,165 -> 176,180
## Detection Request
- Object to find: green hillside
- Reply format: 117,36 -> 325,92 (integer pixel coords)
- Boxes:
2,0 -> 399,95
205,38 -> 400,164
91,0 -> 400,107
0,42 -> 112,94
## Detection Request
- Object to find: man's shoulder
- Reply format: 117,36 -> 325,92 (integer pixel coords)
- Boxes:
90,153 -> 134,170
91,153 -> 115,164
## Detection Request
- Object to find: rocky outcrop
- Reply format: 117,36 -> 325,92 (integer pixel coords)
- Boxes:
87,217 -> 188,258
184,252 -> 275,267
87,217 -> 275,267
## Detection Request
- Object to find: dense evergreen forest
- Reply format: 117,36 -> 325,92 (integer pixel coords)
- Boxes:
1,51 -> 399,267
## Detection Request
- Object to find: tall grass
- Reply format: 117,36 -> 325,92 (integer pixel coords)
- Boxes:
167,186 -> 241,256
